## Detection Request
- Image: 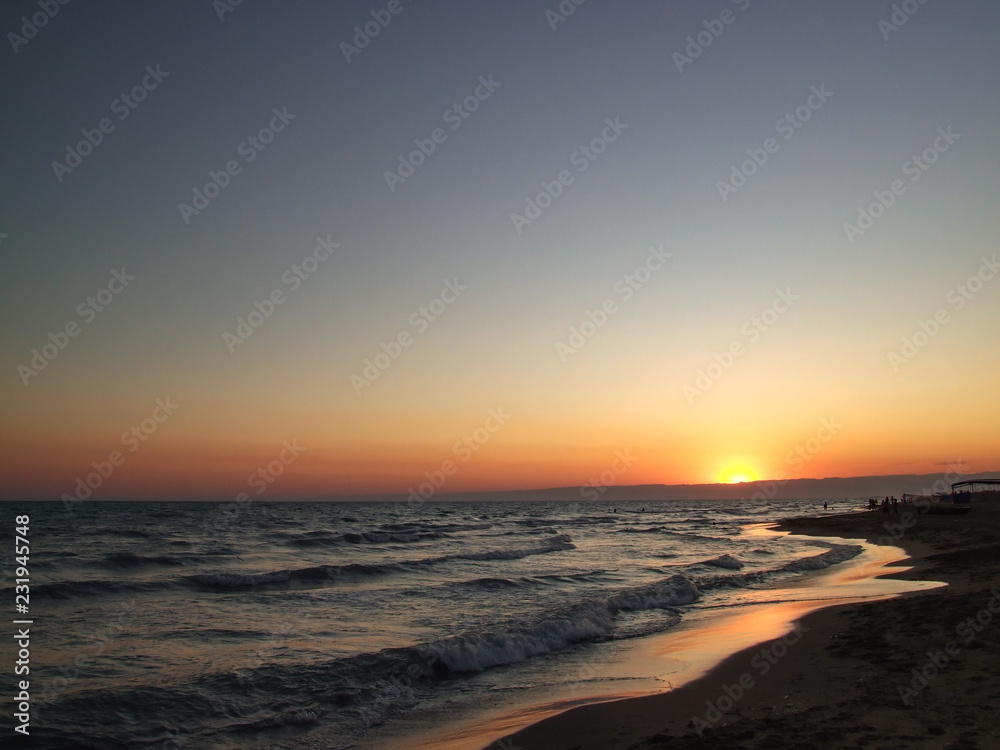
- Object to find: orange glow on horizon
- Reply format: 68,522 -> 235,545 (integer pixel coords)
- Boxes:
719,465 -> 759,484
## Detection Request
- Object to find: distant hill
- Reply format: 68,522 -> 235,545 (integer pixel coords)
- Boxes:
404,470 -> 1000,503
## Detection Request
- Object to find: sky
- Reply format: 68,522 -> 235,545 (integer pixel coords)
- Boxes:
1,1 -> 998,501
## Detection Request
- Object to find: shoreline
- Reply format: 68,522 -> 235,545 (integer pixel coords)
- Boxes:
491,501 -> 1000,749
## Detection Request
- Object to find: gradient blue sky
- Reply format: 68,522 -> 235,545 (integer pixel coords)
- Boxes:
2,1 -> 998,498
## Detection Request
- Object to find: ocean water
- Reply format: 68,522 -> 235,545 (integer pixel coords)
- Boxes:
4,497 -> 868,749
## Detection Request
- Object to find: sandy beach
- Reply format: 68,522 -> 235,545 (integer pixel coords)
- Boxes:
496,498 -> 1000,750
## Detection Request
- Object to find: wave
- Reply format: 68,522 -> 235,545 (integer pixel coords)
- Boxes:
667,530 -> 732,542
158,627 -> 272,641
31,534 -> 579,599
29,573 -> 698,749
273,521 -> 495,547
116,528 -> 155,538
28,578 -> 178,599
187,570 -> 298,588
515,516 -> 618,527
618,525 -> 665,534
186,535 -> 577,592
181,573 -> 699,683
456,534 -> 574,561
619,524 -> 729,538
285,530 -> 448,547
532,569 -> 609,584
378,521 -> 494,533
693,544 -> 865,590
619,526 -> 729,543
427,606 -> 613,673
449,569 -> 609,593
702,554 -> 744,570
427,573 -> 699,673
780,544 -> 863,572
696,569 -> 769,590
233,708 -> 320,733
344,530 -> 446,544
103,553 -> 187,568
452,576 -> 525,591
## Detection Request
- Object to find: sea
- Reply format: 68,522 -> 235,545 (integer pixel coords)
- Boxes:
4,497 -> 885,749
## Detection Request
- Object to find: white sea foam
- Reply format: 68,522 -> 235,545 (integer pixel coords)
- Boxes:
781,543 -> 863,572
429,574 -> 700,673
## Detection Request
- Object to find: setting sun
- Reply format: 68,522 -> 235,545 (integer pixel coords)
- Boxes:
720,466 -> 759,484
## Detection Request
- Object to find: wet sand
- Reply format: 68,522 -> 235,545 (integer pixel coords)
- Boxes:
492,499 -> 1000,750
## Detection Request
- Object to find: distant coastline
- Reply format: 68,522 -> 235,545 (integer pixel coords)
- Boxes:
427,469 -> 997,503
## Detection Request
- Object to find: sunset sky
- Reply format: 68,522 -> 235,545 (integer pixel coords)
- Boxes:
2,1 -> 998,500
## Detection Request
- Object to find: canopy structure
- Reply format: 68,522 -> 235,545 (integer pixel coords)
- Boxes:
951,479 -> 1000,493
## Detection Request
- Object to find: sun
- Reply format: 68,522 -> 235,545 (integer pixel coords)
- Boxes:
720,465 -> 758,484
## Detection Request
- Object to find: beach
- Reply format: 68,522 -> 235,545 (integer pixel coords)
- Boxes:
497,499 -> 1000,749
5,3 -> 1000,750
14,497 -> 887,749
9,497 -> 1000,748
